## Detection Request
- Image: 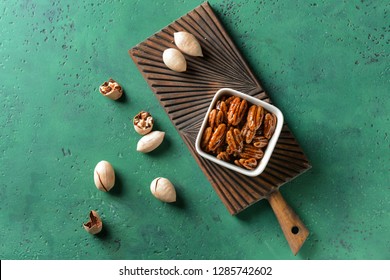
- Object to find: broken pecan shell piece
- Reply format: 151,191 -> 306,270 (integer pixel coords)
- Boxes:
83,210 -> 103,235
133,111 -> 154,135
99,78 -> 123,100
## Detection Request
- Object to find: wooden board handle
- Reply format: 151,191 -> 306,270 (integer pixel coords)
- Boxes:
267,190 -> 309,255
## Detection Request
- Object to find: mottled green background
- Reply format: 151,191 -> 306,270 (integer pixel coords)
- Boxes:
0,0 -> 388,260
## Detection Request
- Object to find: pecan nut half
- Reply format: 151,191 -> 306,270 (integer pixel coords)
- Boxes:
226,128 -> 244,154
216,100 -> 228,123
234,158 -> 258,170
216,110 -> 224,127
201,126 -> 213,151
209,109 -> 224,131
247,105 -> 264,131
264,113 -> 277,139
241,123 -> 256,144
227,97 -> 247,126
208,123 -> 227,152
252,135 -> 268,148
239,143 -> 264,159
208,109 -> 217,130
217,151 -> 230,162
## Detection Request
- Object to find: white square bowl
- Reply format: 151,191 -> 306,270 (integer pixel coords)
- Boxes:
195,88 -> 284,177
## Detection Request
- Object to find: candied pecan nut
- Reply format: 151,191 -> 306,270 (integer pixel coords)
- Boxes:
216,100 -> 228,122
247,105 -> 264,131
241,123 -> 256,144
239,144 -> 264,159
226,145 -> 237,156
264,113 -> 277,139
227,97 -> 247,126
217,151 -> 230,162
224,95 -> 236,107
208,123 -> 227,152
208,109 -> 217,130
252,135 -> 268,148
216,110 -> 224,127
216,100 -> 226,112
215,145 -> 226,155
209,109 -> 225,130
234,158 -> 258,170
201,126 -> 212,151
226,128 -> 243,154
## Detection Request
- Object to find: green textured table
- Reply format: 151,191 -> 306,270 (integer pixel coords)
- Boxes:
0,0 -> 388,260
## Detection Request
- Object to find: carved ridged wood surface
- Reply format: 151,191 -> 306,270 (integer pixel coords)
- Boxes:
129,2 -> 311,215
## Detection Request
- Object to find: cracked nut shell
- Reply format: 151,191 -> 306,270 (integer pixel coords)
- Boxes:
99,78 -> 123,100
133,111 -> 154,135
83,210 -> 103,235
94,160 -> 115,192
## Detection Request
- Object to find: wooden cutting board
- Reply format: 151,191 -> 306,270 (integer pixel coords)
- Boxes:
129,1 -> 311,254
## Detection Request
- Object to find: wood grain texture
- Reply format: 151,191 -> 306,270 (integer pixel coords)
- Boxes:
129,1 -> 311,215
268,191 -> 310,255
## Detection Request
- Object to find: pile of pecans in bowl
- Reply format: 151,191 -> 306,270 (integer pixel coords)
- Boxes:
200,95 -> 277,170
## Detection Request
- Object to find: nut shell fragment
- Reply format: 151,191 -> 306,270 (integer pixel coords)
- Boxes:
137,131 -> 165,153
162,48 -> 187,72
94,160 -> 115,192
133,111 -> 154,135
99,78 -> 123,100
83,210 -> 103,235
174,31 -> 203,57
150,177 -> 176,203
